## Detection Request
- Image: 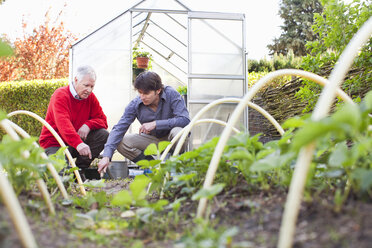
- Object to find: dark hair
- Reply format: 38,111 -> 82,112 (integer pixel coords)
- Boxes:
134,71 -> 164,93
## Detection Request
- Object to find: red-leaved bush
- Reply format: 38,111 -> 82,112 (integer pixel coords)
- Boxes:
0,15 -> 77,82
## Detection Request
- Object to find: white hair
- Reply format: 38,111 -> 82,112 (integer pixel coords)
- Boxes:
75,65 -> 96,82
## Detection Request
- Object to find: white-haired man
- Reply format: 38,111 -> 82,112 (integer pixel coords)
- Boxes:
39,65 -> 109,177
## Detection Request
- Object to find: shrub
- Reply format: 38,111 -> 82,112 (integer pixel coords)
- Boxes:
0,78 -> 68,137
296,0 -> 372,113
248,50 -> 302,73
0,16 -> 76,81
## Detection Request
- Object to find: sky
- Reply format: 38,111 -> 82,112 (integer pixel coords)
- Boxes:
0,0 -> 283,60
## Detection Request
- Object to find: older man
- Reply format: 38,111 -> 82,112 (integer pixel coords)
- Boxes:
97,71 -> 190,174
39,65 -> 109,173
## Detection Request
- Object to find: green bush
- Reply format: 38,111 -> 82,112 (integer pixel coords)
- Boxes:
296,0 -> 372,113
0,78 -> 68,138
248,50 -> 302,73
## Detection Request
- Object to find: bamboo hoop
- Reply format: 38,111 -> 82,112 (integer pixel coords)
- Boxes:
278,17 -> 372,248
7,120 -> 69,200
0,163 -> 38,248
173,97 -> 291,157
196,69 -> 355,219
155,118 -> 241,198
160,118 -> 241,162
8,110 -> 86,195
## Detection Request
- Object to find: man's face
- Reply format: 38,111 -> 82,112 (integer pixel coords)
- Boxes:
74,75 -> 95,99
138,89 -> 161,106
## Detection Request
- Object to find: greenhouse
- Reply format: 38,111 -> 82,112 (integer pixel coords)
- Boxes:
69,0 -> 247,148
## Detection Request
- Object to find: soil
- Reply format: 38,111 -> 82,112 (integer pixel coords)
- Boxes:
1,179 -> 371,248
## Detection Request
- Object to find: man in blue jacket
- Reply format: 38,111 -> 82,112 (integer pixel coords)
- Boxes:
98,71 -> 190,173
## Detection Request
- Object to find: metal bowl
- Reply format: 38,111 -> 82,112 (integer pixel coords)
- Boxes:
107,161 -> 129,179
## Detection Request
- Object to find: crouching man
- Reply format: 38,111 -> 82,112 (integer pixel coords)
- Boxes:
97,71 -> 190,174
39,65 -> 109,177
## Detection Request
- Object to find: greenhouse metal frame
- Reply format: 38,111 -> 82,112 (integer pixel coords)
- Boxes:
70,0 -> 248,148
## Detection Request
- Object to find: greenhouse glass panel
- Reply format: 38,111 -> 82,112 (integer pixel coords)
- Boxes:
189,17 -> 244,75
70,12 -> 132,130
188,11 -> 247,148
189,79 -> 244,101
189,103 -> 245,148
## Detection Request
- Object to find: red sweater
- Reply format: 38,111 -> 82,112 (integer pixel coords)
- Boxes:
39,86 -> 108,149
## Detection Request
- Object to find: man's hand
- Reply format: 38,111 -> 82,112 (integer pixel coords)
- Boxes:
76,142 -> 92,159
139,121 -> 156,134
97,157 -> 110,173
78,124 -> 90,140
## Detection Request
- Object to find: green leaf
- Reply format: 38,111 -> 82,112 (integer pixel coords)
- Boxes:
149,199 -> 169,211
291,120 -> 334,151
144,143 -> 158,156
282,117 -> 305,129
158,141 -> 170,154
256,148 -> 275,160
328,142 -> 348,167
136,160 -> 150,167
331,103 -> 360,129
323,169 -> 344,178
351,169 -> 372,191
250,152 -> 295,172
360,91 -> 372,113
191,183 -> 225,201
227,133 -> 249,147
149,159 -> 161,167
173,173 -> 196,182
111,190 -> 132,208
179,150 -> 199,160
228,150 -> 253,161
130,175 -> 151,201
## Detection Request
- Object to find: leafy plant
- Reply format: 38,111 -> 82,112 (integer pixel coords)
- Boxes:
296,0 -> 372,112
132,47 -> 152,59
0,14 -> 76,81
0,135 -> 49,194
176,219 -> 238,248
177,85 -> 187,95
0,78 -> 68,137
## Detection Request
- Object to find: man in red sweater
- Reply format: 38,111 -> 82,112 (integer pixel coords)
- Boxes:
39,65 -> 109,176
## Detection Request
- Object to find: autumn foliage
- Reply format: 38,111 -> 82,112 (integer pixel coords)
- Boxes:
0,17 -> 77,82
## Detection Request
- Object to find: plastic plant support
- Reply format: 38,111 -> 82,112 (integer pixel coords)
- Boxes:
0,163 -> 38,248
158,97 -> 285,199
173,98 -> 290,157
7,120 -> 69,200
0,119 -> 56,215
8,110 -> 86,196
278,16 -> 372,248
196,69 -> 355,219
160,118 -> 241,162
156,118 -> 241,198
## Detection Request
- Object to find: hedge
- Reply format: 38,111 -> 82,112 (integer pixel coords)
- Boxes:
0,78 -> 68,138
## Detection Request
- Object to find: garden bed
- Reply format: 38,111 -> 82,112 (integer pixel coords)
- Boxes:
1,178 -> 371,248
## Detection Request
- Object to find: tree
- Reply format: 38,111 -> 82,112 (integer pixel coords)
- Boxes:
296,0 -> 372,112
267,0 -> 323,56
0,12 -> 77,82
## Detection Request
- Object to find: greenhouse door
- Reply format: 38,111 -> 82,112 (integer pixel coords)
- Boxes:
188,12 -> 247,148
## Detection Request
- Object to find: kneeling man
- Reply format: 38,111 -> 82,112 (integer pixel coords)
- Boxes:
98,71 -> 190,173
39,65 -> 109,175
